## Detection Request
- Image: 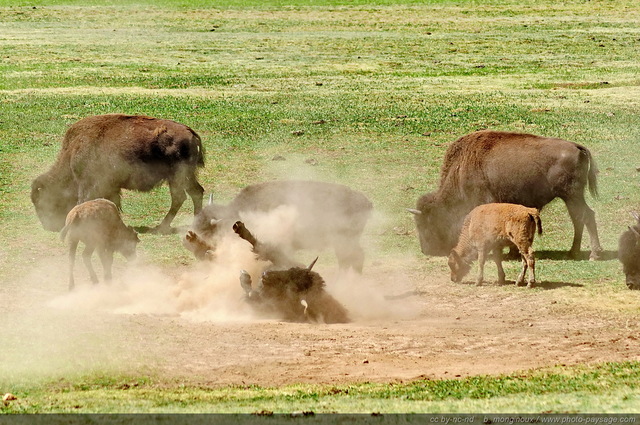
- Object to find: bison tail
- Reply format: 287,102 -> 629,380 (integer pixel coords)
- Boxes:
585,147 -> 599,200
60,224 -> 70,241
534,214 -> 543,236
192,130 -> 205,168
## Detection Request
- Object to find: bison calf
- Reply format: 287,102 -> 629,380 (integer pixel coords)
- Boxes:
61,199 -> 140,290
240,258 -> 350,324
448,203 -> 542,288
618,212 -> 640,290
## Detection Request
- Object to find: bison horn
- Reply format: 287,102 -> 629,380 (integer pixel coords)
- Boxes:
406,208 -> 422,216
629,226 -> 640,239
208,193 -> 213,205
307,257 -> 319,271
631,211 -> 640,223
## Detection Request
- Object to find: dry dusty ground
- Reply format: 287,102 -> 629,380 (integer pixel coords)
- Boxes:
2,249 -> 639,388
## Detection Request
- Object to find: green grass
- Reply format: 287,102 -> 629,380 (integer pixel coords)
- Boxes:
2,362 -> 639,413
1,0 -> 640,413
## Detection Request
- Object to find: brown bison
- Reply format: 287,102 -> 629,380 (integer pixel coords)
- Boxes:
239,258 -> 350,324
409,130 -> 602,260
448,203 -> 543,288
185,180 -> 372,272
61,199 -> 140,290
31,114 -> 205,234
618,212 -> 640,290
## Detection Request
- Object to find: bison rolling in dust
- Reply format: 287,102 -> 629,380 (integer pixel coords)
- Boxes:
31,114 -> 205,234
184,180 -> 372,272
448,203 -> 543,288
618,212 -> 640,290
239,258 -> 350,324
61,199 -> 140,290
408,130 -> 602,260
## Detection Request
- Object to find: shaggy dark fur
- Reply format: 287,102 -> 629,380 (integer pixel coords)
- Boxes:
240,260 -> 350,324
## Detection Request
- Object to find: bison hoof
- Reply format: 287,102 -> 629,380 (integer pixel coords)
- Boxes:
589,251 -> 602,261
151,225 -> 175,235
240,270 -> 253,294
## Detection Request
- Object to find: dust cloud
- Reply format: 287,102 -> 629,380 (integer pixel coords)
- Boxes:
46,205 -> 420,324
2,159 -> 424,385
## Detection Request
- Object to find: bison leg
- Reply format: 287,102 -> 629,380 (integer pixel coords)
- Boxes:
515,256 -> 527,287
156,167 -> 204,234
183,230 -> 213,260
185,175 -> 204,216
154,178 -> 188,234
334,240 -> 365,273
522,247 -> 536,288
476,249 -> 487,286
68,239 -> 79,291
82,244 -> 99,284
98,248 -> 114,283
565,197 -> 602,260
492,250 -> 506,285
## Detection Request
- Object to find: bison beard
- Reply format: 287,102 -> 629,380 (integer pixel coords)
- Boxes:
618,212 -> 640,290
239,259 -> 350,324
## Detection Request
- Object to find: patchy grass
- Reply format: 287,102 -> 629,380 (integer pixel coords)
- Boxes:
1,0 -> 639,413
2,362 -> 639,413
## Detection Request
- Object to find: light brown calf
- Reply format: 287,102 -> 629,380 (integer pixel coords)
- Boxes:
60,199 -> 140,290
448,203 -> 542,287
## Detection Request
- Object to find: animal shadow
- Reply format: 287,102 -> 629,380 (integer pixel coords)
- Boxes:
133,225 -> 189,235
534,281 -> 584,290
534,250 -> 618,261
459,280 -> 583,290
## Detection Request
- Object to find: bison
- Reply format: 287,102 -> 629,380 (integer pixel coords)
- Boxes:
408,130 -> 602,260
239,258 -> 350,324
618,212 -> 640,290
31,114 -> 205,234
61,199 -> 140,290
185,180 -> 372,272
448,203 -> 543,288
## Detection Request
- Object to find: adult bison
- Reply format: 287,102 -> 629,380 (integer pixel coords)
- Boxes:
184,180 -> 372,272
31,114 -> 205,234
408,130 -> 602,260
618,212 -> 640,290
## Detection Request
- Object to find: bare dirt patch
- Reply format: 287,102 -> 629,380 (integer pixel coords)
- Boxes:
3,250 -> 639,388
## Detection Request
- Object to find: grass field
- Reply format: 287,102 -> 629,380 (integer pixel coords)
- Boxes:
1,0 -> 639,414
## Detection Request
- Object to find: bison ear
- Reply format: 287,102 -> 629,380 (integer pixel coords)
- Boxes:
406,208 -> 422,216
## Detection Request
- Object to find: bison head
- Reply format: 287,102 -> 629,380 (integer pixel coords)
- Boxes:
448,250 -> 472,283
116,226 -> 141,261
31,174 -> 78,232
408,192 -> 465,256
618,217 -> 640,290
